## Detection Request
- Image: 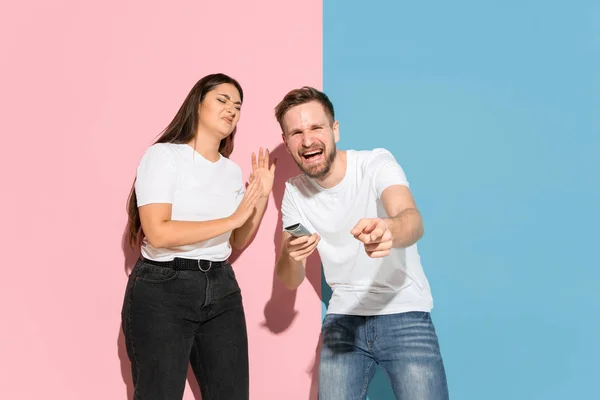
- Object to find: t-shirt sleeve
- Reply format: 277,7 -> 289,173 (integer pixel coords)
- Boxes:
281,181 -> 302,231
368,148 -> 410,199
135,144 -> 177,207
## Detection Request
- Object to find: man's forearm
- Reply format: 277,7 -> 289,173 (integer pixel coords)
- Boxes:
384,208 -> 424,248
276,252 -> 305,290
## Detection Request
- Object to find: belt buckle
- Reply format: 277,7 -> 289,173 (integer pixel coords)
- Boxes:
198,260 -> 211,272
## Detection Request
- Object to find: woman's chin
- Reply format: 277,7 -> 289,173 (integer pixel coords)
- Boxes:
220,125 -> 235,137
209,128 -> 232,140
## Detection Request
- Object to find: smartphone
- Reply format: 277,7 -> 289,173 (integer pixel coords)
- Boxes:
284,223 -> 312,237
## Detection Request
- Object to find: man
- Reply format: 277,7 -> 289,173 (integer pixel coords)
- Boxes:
273,87 -> 449,399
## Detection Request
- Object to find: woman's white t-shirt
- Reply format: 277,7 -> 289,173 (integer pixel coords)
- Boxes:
134,143 -> 244,262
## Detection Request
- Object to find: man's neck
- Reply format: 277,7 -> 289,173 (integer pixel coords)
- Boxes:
315,150 -> 347,189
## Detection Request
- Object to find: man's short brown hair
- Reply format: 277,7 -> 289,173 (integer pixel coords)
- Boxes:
274,86 -> 335,130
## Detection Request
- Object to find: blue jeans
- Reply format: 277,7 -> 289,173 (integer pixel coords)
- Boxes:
319,312 -> 449,400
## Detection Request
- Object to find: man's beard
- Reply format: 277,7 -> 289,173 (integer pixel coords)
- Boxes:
295,144 -> 337,179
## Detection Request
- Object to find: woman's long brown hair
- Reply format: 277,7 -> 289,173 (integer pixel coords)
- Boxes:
125,73 -> 244,248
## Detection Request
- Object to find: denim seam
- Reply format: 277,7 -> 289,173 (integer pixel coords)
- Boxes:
203,273 -> 212,307
367,317 -> 377,351
372,319 -> 378,348
360,359 -> 375,400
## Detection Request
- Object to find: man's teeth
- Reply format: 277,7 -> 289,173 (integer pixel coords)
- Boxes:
304,150 -> 322,157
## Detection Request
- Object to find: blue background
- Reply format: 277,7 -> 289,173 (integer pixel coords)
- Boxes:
323,1 -> 599,398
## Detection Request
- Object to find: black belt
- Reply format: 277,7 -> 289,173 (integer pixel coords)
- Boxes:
141,257 -> 226,272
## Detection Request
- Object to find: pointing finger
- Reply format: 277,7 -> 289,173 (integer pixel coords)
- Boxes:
362,221 -> 378,235
351,219 -> 369,236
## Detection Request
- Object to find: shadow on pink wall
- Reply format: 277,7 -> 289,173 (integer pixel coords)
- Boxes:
230,142 -> 324,399
252,143 -> 323,400
257,143 -> 321,330
116,142 -> 324,400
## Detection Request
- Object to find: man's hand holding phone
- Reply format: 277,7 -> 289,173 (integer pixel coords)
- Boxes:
284,231 -> 320,262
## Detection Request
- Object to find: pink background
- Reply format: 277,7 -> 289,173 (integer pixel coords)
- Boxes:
0,1 -> 322,399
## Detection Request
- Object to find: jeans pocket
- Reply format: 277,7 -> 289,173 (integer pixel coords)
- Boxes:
135,264 -> 180,284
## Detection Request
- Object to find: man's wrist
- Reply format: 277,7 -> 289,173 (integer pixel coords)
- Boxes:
381,217 -> 393,230
381,217 -> 395,240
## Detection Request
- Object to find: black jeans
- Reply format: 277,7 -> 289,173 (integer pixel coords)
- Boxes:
121,258 -> 248,400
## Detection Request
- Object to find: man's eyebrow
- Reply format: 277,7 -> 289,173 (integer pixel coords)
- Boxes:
217,93 -> 242,105
288,122 -> 326,135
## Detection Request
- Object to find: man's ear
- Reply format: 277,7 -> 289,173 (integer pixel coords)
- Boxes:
333,120 -> 340,143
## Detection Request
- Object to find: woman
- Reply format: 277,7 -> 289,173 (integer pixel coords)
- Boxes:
121,73 -> 275,400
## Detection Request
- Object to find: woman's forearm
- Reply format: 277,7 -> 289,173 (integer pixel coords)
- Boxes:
230,197 -> 269,249
143,218 -> 238,248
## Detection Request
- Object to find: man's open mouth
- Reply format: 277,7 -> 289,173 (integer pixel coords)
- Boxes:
302,149 -> 324,160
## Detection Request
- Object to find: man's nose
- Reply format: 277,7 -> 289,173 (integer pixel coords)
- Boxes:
301,132 -> 315,147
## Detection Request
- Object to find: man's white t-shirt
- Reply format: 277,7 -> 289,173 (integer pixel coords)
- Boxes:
135,143 -> 244,262
281,148 -> 434,316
